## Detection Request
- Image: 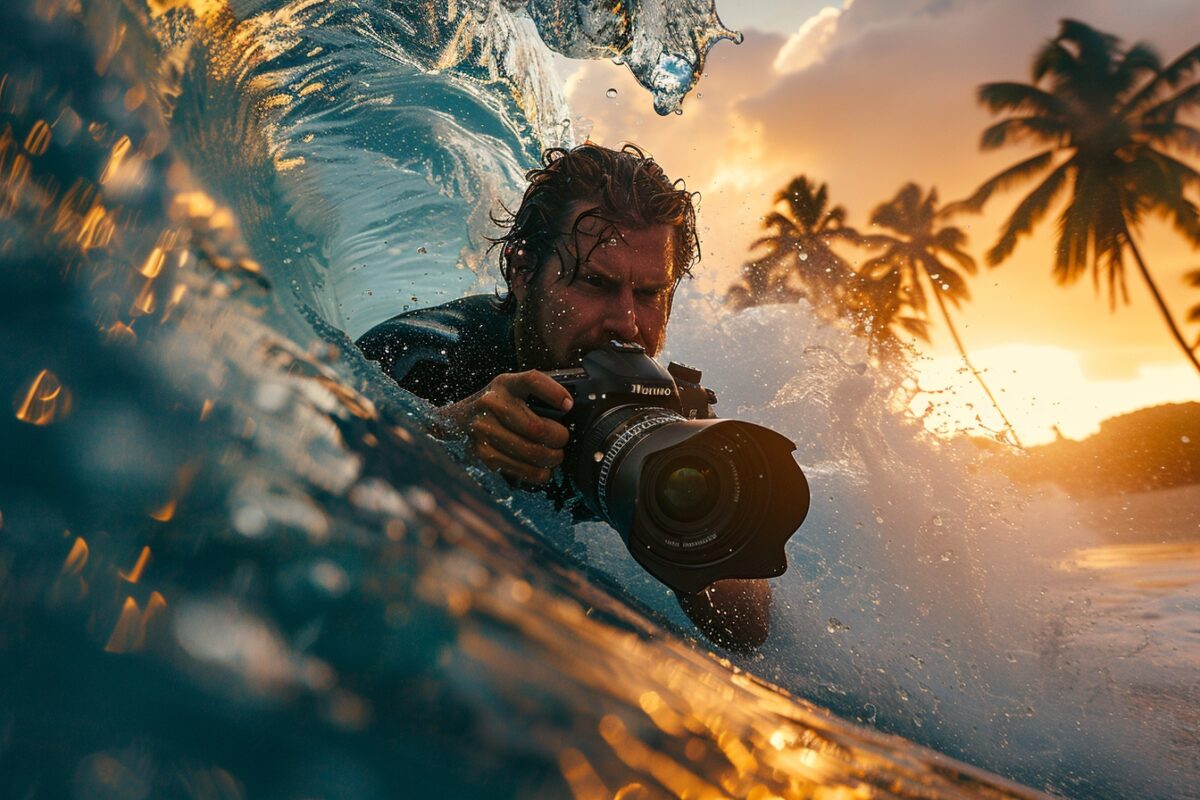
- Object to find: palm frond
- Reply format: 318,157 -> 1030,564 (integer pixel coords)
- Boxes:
957,150 -> 1055,212
860,252 -> 902,280
987,160 -> 1072,265
870,183 -> 923,231
1147,148 -> 1200,189
748,233 -> 792,253
818,205 -> 848,231
1128,151 -> 1200,246
1032,40 -> 1076,84
1054,194 -> 1094,286
977,81 -> 1070,118
899,317 -> 932,342
1142,122 -> 1200,157
1121,43 -> 1200,116
980,116 -> 1069,149
940,242 -> 978,275
931,225 -> 969,255
923,254 -> 971,307
1103,226 -> 1129,309
856,232 -> 901,249
1141,82 -> 1200,126
1113,42 -> 1162,94
1055,19 -> 1122,72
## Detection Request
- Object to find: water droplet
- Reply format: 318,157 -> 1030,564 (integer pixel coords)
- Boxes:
605,88 -> 618,99
1182,435 -> 1191,444
798,251 -> 809,261
592,451 -> 604,463
940,550 -> 953,562
673,108 -> 683,116
826,618 -> 849,634
932,514 -> 943,527
417,246 -> 427,254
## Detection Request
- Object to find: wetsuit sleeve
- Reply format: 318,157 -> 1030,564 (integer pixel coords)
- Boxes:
355,296 -> 517,407
356,316 -> 458,406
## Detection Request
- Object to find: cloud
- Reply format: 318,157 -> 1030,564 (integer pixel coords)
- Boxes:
773,5 -> 844,74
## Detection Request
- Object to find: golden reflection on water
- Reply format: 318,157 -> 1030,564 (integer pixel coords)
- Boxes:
119,546 -> 153,583
438,547 -> 1042,800
61,536 -> 89,576
1060,542 -> 1200,593
14,369 -> 73,426
104,591 -> 167,654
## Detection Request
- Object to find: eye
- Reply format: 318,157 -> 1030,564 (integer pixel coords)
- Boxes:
582,273 -> 606,287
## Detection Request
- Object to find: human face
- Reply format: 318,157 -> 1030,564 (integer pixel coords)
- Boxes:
512,214 -> 677,370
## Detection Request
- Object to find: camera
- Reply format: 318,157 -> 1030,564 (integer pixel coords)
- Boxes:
531,340 -> 810,594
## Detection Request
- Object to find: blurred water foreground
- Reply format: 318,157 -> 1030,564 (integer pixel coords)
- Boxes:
1,1 -> 1198,798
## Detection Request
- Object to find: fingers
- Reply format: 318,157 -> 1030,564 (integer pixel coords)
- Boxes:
468,411 -> 563,470
448,370 -> 573,485
505,370 -> 574,414
485,372 -> 571,449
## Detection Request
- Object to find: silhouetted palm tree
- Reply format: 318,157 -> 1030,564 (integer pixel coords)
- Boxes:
959,19 -> 1200,373
864,184 -> 1024,446
1187,268 -> 1200,349
840,268 -> 931,359
727,176 -> 859,312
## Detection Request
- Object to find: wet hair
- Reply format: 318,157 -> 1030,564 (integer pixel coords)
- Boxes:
490,142 -> 699,313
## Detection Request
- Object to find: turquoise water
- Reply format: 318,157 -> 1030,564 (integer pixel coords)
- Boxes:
0,1 -> 1197,797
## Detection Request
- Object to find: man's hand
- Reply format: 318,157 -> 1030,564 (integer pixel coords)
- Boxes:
435,370 -> 573,485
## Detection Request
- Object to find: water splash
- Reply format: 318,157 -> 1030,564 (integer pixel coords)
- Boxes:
526,0 -> 741,114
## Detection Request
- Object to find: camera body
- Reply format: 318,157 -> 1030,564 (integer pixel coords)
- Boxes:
534,339 -> 716,429
531,341 -> 810,595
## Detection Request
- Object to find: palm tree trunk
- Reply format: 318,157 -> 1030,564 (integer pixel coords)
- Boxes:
930,287 -> 1025,448
1122,227 -> 1200,375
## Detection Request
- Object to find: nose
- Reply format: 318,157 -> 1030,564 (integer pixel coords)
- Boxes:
603,289 -> 639,343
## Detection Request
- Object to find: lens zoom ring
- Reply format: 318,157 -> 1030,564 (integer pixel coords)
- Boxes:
596,411 -> 678,522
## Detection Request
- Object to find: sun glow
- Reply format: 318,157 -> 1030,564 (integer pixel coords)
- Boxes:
910,344 -> 1200,446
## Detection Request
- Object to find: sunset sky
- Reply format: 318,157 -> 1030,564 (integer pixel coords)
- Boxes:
557,0 -> 1200,445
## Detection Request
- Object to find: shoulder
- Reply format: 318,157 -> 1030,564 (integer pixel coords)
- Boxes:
356,295 -> 516,404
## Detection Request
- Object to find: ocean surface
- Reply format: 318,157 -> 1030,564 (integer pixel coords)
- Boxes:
1,1 -> 1197,798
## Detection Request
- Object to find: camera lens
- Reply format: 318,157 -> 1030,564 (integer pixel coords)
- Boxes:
654,457 -> 719,523
553,346 -> 809,594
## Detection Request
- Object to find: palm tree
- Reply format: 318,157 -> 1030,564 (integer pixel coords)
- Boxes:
864,184 -> 1024,447
959,19 -> 1200,373
1188,268 -> 1200,349
839,267 -> 931,359
727,176 -> 860,313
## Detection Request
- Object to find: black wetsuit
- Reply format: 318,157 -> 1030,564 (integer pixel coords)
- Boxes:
356,294 -> 517,406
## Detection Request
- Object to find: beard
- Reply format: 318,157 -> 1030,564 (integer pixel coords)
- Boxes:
514,291 -> 586,371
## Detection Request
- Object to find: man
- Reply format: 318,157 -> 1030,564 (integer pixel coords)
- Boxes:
357,143 -> 770,650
